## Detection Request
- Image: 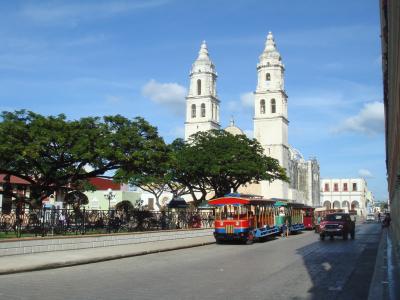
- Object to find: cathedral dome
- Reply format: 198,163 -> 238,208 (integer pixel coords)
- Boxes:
224,118 -> 244,136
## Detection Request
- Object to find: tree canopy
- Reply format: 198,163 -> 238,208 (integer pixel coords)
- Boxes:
0,110 -> 167,207
171,130 -> 288,203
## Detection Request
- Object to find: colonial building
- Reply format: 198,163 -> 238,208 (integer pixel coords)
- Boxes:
184,41 -> 220,139
320,178 -> 374,216
184,33 -> 320,206
380,0 -> 400,257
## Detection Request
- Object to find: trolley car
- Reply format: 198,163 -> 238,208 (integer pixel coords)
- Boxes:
209,194 -> 280,244
302,206 -> 315,230
273,199 -> 305,233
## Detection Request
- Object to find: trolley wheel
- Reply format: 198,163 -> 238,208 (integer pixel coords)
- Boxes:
246,233 -> 254,245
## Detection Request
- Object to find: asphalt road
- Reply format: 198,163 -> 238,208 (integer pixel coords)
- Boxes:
0,223 -> 381,300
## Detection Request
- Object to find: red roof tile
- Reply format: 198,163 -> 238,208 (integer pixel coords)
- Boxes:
88,178 -> 121,191
0,174 -> 30,185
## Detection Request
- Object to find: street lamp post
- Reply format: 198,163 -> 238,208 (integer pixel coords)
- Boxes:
104,188 -> 115,232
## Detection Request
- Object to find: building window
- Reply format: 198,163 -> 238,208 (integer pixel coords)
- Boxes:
201,103 -> 206,117
334,183 -> 338,192
260,99 -> 266,114
197,79 -> 201,95
266,73 -> 271,81
352,183 -> 357,191
271,99 -> 276,113
324,183 -> 329,192
191,104 -> 196,118
343,183 -> 348,191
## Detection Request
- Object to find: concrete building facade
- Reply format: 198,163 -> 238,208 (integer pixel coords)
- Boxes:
380,0 -> 400,249
320,178 -> 373,216
184,33 -> 320,206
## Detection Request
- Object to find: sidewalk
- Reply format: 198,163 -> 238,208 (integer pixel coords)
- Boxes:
368,226 -> 400,300
0,235 -> 215,275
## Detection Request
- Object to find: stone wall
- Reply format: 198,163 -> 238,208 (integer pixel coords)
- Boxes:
0,229 -> 213,257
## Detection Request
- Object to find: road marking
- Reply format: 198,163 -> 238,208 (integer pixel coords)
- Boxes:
328,286 -> 342,291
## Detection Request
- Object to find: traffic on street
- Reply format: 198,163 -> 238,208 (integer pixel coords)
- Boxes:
0,222 -> 381,300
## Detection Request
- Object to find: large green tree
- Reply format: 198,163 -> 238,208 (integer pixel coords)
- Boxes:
0,110 -> 167,207
116,139 -> 190,210
173,130 -> 288,203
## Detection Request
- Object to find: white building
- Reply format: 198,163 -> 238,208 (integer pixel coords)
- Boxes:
184,41 -> 220,139
184,33 -> 320,206
320,178 -> 373,216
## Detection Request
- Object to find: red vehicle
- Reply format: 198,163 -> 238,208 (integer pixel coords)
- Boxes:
302,206 -> 315,230
314,208 -> 344,233
319,213 -> 355,240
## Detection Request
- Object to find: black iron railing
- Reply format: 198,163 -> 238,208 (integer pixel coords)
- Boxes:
0,208 -> 215,238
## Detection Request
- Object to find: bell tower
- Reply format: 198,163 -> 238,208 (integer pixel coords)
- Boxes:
253,32 -> 289,199
184,41 -> 220,140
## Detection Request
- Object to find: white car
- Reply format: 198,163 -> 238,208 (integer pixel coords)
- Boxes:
366,214 -> 375,222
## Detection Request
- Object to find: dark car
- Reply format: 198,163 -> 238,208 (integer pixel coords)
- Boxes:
319,213 -> 355,240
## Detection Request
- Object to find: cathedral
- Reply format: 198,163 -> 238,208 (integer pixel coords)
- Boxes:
184,32 -> 320,207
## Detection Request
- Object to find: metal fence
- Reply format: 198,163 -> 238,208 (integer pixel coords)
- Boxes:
0,208 -> 215,238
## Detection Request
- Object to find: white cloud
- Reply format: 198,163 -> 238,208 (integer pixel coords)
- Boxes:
241,92 -> 254,107
358,169 -> 373,178
227,101 -> 239,111
333,101 -> 384,135
142,79 -> 187,114
105,95 -> 122,104
226,92 -> 254,113
20,0 -> 169,24
243,129 -> 253,139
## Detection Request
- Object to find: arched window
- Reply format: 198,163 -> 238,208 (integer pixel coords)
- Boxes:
260,99 -> 266,114
197,79 -> 201,95
271,99 -> 276,113
211,103 -> 214,119
201,103 -> 206,117
191,104 -> 196,118
266,73 -> 271,81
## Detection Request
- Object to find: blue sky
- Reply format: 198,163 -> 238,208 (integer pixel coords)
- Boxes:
0,0 -> 386,200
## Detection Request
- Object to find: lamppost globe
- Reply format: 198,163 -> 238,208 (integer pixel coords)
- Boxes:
104,188 -> 115,232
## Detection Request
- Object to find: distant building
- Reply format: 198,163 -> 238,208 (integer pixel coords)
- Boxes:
320,178 -> 373,216
83,178 -> 141,210
0,174 -> 30,212
184,33 -> 320,206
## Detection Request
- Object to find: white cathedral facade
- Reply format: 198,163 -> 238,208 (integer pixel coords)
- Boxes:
184,32 -> 320,207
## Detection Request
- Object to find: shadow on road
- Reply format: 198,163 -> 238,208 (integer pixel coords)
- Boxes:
296,224 -> 381,300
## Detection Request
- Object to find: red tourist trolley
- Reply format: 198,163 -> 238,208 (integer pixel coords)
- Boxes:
209,194 -> 280,244
302,206 -> 315,230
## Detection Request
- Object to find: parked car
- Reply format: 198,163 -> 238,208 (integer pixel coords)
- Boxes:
319,213 -> 355,240
366,213 -> 375,222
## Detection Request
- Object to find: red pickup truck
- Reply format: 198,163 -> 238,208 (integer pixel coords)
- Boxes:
319,213 -> 355,240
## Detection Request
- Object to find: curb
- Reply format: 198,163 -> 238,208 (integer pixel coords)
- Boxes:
0,241 -> 215,276
367,228 -> 387,300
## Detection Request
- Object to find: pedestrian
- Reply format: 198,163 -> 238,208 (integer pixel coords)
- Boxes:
285,218 -> 289,237
383,213 -> 391,228
378,212 -> 381,222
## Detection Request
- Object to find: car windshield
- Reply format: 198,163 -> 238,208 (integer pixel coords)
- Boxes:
325,214 -> 345,221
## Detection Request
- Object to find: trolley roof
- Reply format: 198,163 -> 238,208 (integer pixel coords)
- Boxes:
208,195 -> 275,207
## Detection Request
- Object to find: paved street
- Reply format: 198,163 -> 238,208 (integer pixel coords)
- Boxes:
0,223 -> 381,300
